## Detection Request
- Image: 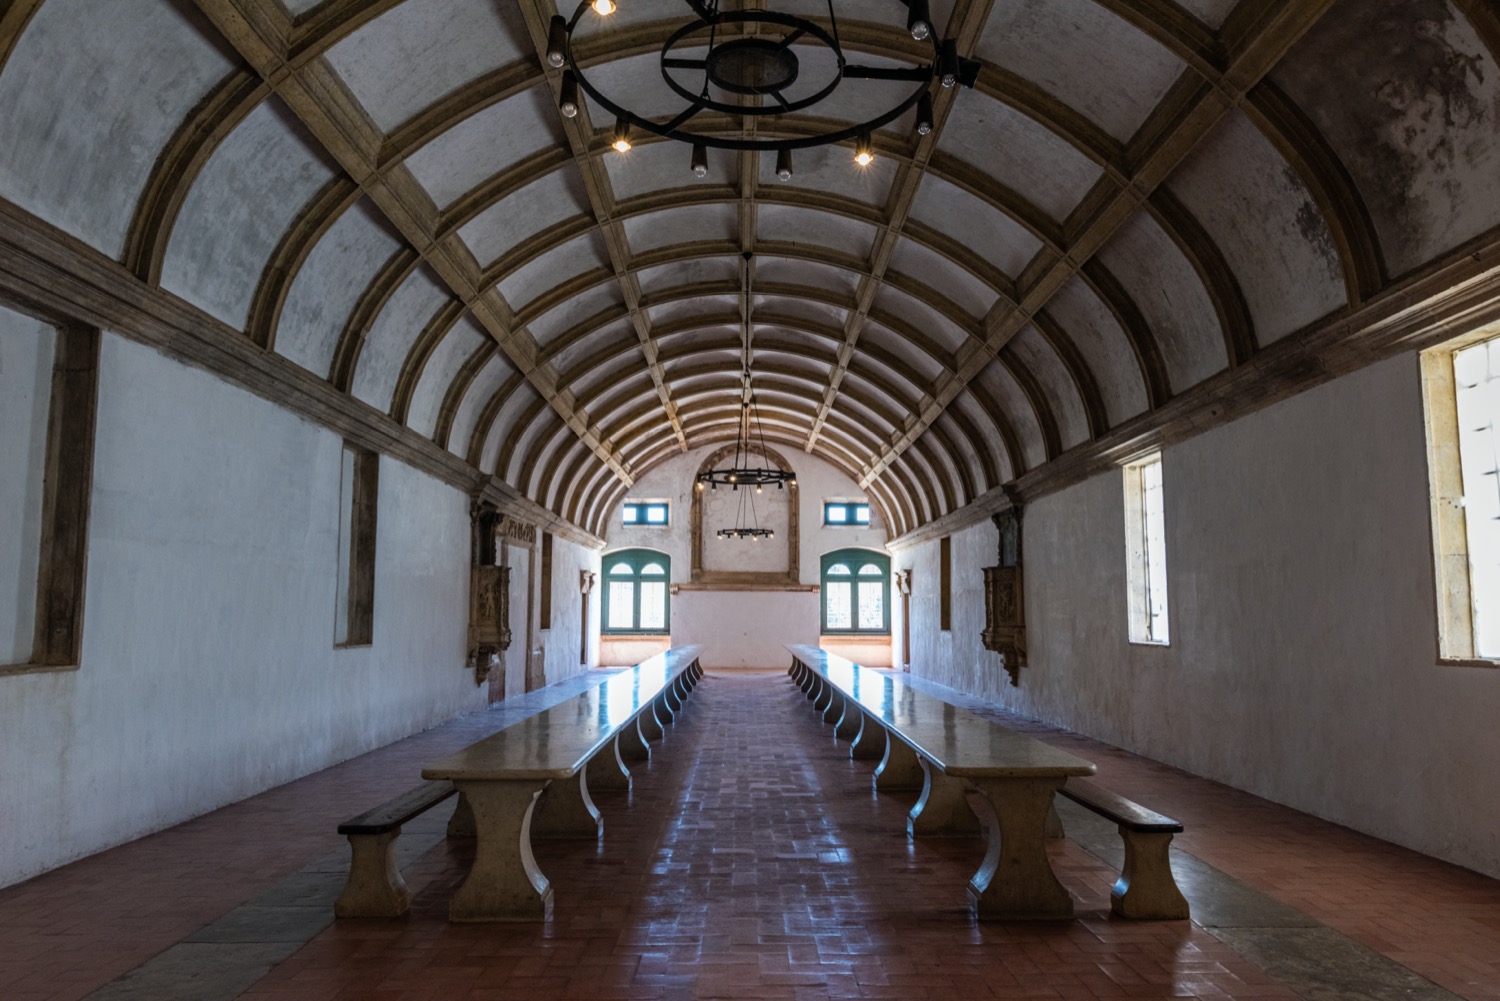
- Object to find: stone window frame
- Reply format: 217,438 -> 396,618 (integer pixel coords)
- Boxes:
601,548 -> 671,636
820,547 -> 891,636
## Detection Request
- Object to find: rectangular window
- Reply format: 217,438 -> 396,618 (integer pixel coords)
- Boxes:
824,501 -> 870,525
622,500 -> 669,526
540,531 -> 554,630
1124,453 -> 1169,645
335,444 -> 377,647
1423,329 -> 1500,662
939,535 -> 952,631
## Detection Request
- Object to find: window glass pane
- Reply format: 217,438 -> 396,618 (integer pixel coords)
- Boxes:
826,505 -> 847,523
1141,458 -> 1170,643
1455,341 -> 1500,655
645,504 -> 667,524
825,582 -> 852,629
826,563 -> 851,575
857,563 -> 881,576
857,581 -> 883,629
609,563 -> 634,575
854,505 -> 870,523
622,505 -> 638,523
639,582 -> 666,629
640,562 -> 665,576
607,581 -> 635,629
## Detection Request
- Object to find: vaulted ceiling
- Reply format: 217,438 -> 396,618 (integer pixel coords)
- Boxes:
2,0 -> 1498,540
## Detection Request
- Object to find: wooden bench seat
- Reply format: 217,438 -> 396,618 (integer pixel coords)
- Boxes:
334,780 -> 458,918
1058,777 -> 1190,920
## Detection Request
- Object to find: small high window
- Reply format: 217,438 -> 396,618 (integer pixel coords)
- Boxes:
601,549 -> 670,635
621,500 -> 669,526
821,549 -> 890,634
824,501 -> 870,526
1124,453 -> 1169,645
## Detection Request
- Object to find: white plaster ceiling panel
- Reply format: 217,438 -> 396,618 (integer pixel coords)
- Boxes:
754,295 -> 849,333
803,55 -> 924,133
909,175 -> 1045,279
870,285 -> 972,355
1043,276 -> 1148,425
950,390 -> 1016,483
755,256 -> 860,297
606,141 -> 738,200
1098,210 -> 1228,393
524,430 -> 573,498
565,355 -> 630,401
551,321 -> 638,378
497,231 -> 611,311
405,89 -> 566,210
826,388 -> 899,440
583,51 -> 701,124
636,258 -> 740,298
350,265 -> 451,411
858,319 -> 948,384
657,322 -> 740,354
504,408 -> 564,484
753,327 -> 840,363
900,447 -> 949,517
161,99 -> 337,329
1006,324 -> 1090,450
757,205 -> 878,261
623,203 -> 739,254
646,293 -> 739,329
276,199 -> 404,378
975,0 -> 1186,142
531,284 -> 626,349
0,0 -> 234,258
938,96 -> 1104,223
479,380 -> 542,473
1270,0 -> 1500,276
848,351 -> 925,403
1167,110 -> 1345,346
460,169 -> 591,269
887,238 -> 999,319
324,0 -> 530,131
662,345 -> 739,378
755,354 -> 832,390
282,0 -> 323,13
406,314 -> 488,438
932,410 -> 990,491
449,353 -> 515,460
759,144 -> 898,209
1174,0 -> 1240,29
969,367 -> 1046,470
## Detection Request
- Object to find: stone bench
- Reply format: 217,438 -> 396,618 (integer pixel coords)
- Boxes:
1058,777 -> 1190,920
336,651 -> 702,919
422,646 -> 703,922
788,646 -> 1094,920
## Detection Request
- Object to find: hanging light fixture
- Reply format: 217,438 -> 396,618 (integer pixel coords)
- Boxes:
696,252 -> 796,538
547,0 -> 980,155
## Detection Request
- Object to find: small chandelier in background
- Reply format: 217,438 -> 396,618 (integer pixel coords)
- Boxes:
545,0 -> 980,172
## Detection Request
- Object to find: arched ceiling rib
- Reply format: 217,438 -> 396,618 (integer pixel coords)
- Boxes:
3,0 -> 1498,540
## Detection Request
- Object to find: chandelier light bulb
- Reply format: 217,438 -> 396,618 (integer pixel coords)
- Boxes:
690,143 -> 708,178
611,118 -> 632,153
559,71 -> 579,118
592,0 -> 616,15
775,147 -> 793,181
854,133 -> 874,167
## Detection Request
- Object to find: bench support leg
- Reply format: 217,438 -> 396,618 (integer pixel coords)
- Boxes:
849,711 -> 883,760
447,792 -> 476,838
335,829 -> 410,918
617,716 -> 651,763
965,778 -> 1073,921
449,779 -> 553,922
834,698 -> 861,741
1112,829 -> 1190,920
587,738 -> 632,793
531,770 -> 602,839
873,731 -> 924,792
908,760 -> 982,837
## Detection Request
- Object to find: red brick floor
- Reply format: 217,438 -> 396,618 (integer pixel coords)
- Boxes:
1,669 -> 1497,1001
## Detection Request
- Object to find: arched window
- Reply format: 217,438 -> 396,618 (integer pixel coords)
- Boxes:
821,548 -> 890,635
601,549 -> 670,635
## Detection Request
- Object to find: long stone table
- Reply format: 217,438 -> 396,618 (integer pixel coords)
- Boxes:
788,645 -> 1096,920
423,646 -> 702,922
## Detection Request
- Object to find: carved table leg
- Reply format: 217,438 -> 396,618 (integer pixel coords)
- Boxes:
1111,829 -> 1190,919
822,689 -> 844,725
335,829 -> 410,918
587,738 -> 632,793
531,770 -> 602,839
617,716 -> 651,763
908,759 -> 982,837
448,778 -> 553,922
848,711 -> 883,760
639,701 -> 665,741
800,669 -> 817,696
654,691 -> 676,725
664,680 -> 683,715
813,679 -> 833,713
965,777 -> 1073,920
834,698 -> 861,741
873,730 -> 924,792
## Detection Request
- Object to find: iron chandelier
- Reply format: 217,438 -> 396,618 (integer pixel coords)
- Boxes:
545,0 -> 980,167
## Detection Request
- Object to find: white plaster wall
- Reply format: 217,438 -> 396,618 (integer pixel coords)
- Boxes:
538,536 -> 599,682
0,307 -> 54,664
899,352 -> 1500,879
0,334 -> 482,888
603,444 -> 890,668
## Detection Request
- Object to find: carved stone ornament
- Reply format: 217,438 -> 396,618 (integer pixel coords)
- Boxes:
580,570 -> 597,595
981,498 -> 1026,687
468,501 -> 514,686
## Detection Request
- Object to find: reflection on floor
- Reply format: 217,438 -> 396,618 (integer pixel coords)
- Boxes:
1,669 -> 1497,1001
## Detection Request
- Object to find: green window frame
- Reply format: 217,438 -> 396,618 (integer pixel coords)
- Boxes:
621,500 -> 669,526
823,501 -> 870,526
820,548 -> 890,635
601,548 -> 671,635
